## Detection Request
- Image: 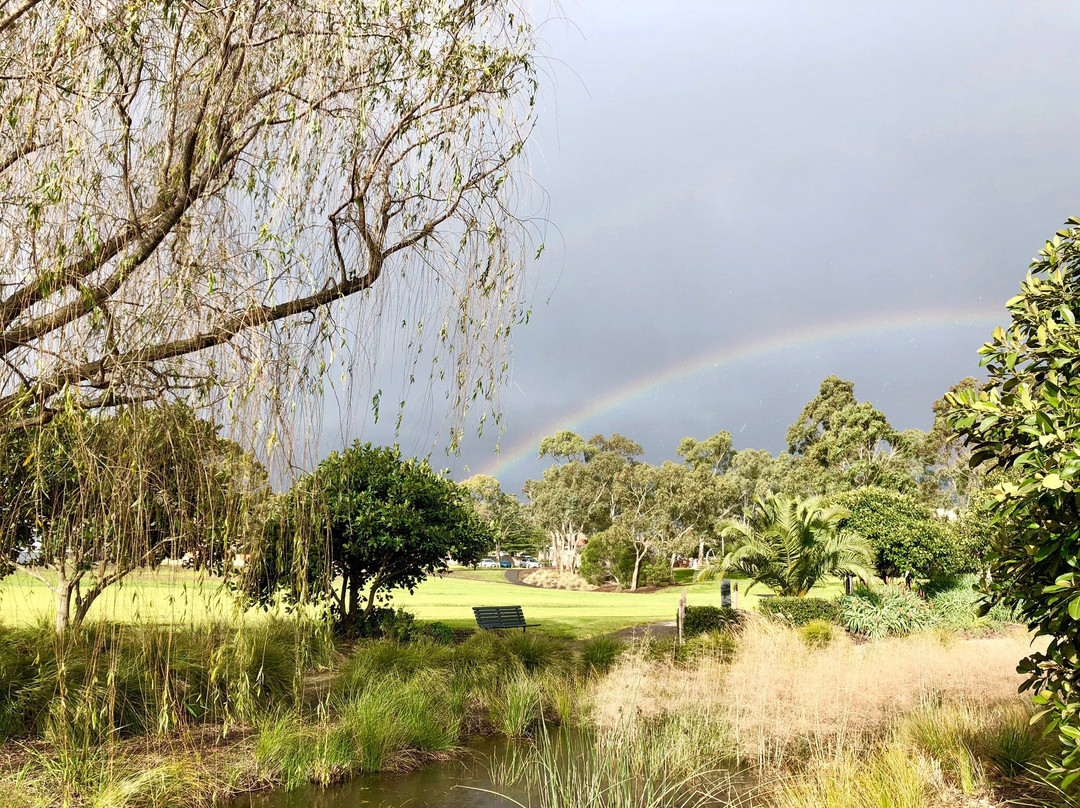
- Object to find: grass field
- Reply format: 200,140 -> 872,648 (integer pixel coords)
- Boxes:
0,567 -> 844,637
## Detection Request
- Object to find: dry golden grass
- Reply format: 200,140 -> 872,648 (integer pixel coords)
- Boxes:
590,616 -> 1038,769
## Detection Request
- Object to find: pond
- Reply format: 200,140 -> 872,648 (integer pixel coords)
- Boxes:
226,733 -> 745,808
228,737 -> 528,808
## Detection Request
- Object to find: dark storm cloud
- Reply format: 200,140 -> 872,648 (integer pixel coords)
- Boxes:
321,1 -> 1080,492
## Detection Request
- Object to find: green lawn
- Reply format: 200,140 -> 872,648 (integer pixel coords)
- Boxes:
0,567 -> 241,627
0,567 -> 844,638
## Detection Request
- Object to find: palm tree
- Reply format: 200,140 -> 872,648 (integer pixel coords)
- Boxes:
699,494 -> 873,597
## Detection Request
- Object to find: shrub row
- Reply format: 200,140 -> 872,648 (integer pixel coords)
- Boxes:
683,605 -> 741,636
757,597 -> 841,626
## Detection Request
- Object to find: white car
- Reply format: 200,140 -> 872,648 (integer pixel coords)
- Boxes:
518,557 -> 541,568
478,558 -> 499,568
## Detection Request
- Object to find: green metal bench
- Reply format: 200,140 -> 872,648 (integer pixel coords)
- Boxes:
472,605 -> 540,633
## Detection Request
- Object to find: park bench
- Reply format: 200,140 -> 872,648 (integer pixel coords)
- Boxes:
472,605 -> 540,633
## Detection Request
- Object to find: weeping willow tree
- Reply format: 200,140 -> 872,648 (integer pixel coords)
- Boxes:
1,405 -> 269,632
0,0 -> 536,431
0,0 -> 538,619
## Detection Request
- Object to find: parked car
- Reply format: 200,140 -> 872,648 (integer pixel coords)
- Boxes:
519,556 -> 541,568
499,557 -> 513,568
478,557 -> 498,568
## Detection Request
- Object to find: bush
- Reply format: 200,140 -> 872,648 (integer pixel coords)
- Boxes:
579,528 -> 636,587
834,487 -> 963,581
682,606 -> 741,636
841,586 -> 934,638
365,607 -> 416,641
758,596 -> 841,626
800,619 -> 835,648
639,562 -> 673,588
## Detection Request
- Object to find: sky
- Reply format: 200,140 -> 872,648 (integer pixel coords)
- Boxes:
316,1 -> 1080,493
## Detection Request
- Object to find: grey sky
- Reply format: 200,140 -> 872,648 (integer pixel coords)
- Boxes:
319,1 -> 1080,492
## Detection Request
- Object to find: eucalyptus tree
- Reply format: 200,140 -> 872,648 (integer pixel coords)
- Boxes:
676,433 -> 783,563
524,431 -> 640,571
461,474 -> 542,559
784,376 -> 913,495
906,377 -> 986,507
0,1 -> 536,441
706,493 -> 873,597
608,462 -> 666,591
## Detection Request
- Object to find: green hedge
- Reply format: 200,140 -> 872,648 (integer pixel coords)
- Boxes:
683,605 -> 741,636
757,596 -> 841,625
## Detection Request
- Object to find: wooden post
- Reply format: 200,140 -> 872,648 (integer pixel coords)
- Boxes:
733,581 -> 738,609
678,588 -> 687,645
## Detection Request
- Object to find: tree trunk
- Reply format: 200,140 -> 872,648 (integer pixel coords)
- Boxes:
698,537 -> 705,567
361,567 -> 386,631
55,577 -> 71,634
72,592 -> 95,628
631,551 -> 644,591
342,572 -> 361,638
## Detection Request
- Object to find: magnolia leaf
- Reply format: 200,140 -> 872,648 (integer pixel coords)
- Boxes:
1042,473 -> 1064,490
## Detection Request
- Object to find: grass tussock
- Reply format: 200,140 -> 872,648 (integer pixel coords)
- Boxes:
491,725 -> 743,808
257,674 -> 462,788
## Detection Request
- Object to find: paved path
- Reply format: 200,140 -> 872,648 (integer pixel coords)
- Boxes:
503,569 -> 529,586
610,620 -> 678,641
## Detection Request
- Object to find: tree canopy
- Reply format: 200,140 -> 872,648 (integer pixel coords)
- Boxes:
461,474 -> 543,557
252,442 -> 489,637
783,375 -> 911,495
832,487 -> 960,583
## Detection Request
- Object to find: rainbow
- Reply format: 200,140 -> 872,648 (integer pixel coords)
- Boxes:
476,305 -> 1004,480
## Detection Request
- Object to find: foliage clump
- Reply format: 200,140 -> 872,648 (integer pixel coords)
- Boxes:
249,442 -> 490,638
682,605 -> 742,636
758,596 -> 841,626
713,494 -> 873,597
948,216 -> 1080,786
833,487 -> 962,583
799,619 -> 836,648
840,586 -> 935,639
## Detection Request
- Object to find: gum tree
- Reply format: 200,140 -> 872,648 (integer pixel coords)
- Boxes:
948,217 -> 1080,785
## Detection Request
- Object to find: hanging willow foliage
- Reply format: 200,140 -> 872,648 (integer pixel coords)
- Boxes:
0,0 -> 538,439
